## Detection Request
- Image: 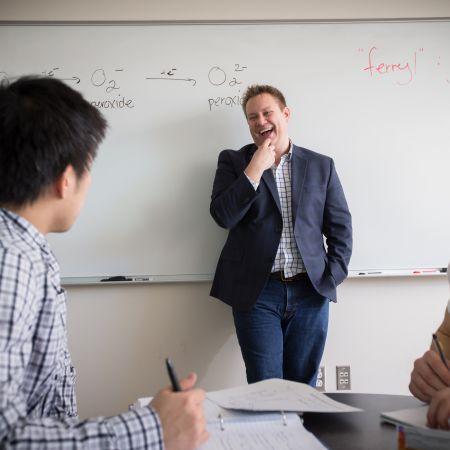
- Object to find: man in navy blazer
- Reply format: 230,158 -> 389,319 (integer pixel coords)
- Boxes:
210,85 -> 352,385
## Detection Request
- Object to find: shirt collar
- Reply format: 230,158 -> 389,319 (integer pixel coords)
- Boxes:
285,141 -> 293,160
275,140 -> 293,167
0,208 -> 49,251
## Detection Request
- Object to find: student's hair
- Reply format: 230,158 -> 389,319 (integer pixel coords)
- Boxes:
242,84 -> 287,115
0,76 -> 107,206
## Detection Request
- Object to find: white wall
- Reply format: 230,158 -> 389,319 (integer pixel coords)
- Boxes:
66,277 -> 449,419
3,0 -> 450,419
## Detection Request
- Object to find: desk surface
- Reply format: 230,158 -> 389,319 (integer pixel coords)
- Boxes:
303,393 -> 422,450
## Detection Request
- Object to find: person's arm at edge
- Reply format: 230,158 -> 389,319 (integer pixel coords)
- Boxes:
426,275 -> 450,428
409,308 -> 450,403
436,305 -> 450,360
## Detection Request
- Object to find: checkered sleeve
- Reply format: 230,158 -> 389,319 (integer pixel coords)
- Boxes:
4,407 -> 163,450
0,248 -> 38,443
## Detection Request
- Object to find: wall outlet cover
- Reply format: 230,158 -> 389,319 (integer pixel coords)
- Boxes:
315,366 -> 325,391
336,365 -> 351,390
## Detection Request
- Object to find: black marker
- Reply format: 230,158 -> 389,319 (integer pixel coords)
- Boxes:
100,276 -> 132,282
165,358 -> 182,392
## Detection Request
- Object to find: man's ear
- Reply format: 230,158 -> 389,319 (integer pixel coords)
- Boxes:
283,106 -> 291,121
54,165 -> 75,199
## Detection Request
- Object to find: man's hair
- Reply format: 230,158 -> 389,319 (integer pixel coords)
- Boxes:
0,76 -> 107,206
242,84 -> 287,114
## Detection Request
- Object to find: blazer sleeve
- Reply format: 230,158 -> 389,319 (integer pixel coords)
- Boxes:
323,159 -> 353,285
210,150 -> 259,229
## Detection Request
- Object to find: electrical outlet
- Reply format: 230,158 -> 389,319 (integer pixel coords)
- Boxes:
336,365 -> 351,390
315,366 -> 325,391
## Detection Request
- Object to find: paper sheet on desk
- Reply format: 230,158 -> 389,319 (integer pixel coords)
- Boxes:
207,378 -> 362,413
135,396 -> 301,422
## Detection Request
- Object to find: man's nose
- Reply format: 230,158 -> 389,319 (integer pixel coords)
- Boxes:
255,114 -> 266,126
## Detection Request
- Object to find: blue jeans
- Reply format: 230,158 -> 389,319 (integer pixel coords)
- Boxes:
232,276 -> 329,386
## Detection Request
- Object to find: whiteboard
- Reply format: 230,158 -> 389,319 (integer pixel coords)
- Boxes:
1,21 -> 449,280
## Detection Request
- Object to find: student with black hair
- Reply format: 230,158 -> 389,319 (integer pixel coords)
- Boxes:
0,76 -> 208,449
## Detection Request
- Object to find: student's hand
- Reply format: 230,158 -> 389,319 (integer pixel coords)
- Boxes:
151,372 -> 209,450
245,138 -> 276,183
427,386 -> 450,429
409,350 -> 450,402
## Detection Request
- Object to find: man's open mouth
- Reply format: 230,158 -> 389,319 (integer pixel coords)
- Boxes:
259,127 -> 274,137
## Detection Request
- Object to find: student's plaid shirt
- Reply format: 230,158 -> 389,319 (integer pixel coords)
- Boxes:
0,208 -> 163,449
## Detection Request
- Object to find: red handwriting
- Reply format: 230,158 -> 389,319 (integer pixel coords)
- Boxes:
363,46 -> 417,86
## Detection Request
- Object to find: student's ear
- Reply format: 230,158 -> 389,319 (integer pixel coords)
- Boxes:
54,165 -> 75,199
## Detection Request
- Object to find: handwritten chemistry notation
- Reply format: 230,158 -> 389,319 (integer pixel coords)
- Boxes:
1,45 -> 449,112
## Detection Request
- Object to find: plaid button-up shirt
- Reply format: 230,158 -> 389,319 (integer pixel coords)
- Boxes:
270,144 -> 305,277
0,208 -> 163,449
246,143 -> 305,277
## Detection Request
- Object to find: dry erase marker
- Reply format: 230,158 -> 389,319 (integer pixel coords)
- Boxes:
432,334 -> 449,370
100,275 -> 132,282
165,358 -> 182,391
413,269 -> 440,275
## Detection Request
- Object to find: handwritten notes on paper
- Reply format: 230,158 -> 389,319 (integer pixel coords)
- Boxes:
207,378 -> 362,413
199,416 -> 326,450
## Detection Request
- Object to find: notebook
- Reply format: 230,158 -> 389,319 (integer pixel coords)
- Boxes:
135,379 -> 361,450
381,405 -> 450,450
199,397 -> 326,450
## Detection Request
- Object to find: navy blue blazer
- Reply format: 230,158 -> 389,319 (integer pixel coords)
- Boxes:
210,144 -> 352,312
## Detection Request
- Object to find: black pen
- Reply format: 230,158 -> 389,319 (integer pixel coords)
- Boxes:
432,334 -> 449,370
165,358 -> 182,392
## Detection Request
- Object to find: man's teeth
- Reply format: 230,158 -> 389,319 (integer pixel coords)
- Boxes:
260,128 -> 273,135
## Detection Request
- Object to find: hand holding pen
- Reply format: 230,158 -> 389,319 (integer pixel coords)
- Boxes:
150,358 -> 209,450
426,335 -> 450,429
409,337 -> 450,403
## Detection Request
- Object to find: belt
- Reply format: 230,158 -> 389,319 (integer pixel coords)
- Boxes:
269,271 -> 307,282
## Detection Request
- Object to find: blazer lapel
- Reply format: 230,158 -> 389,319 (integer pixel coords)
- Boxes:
291,145 -> 308,222
262,169 -> 281,212
246,144 -> 281,212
